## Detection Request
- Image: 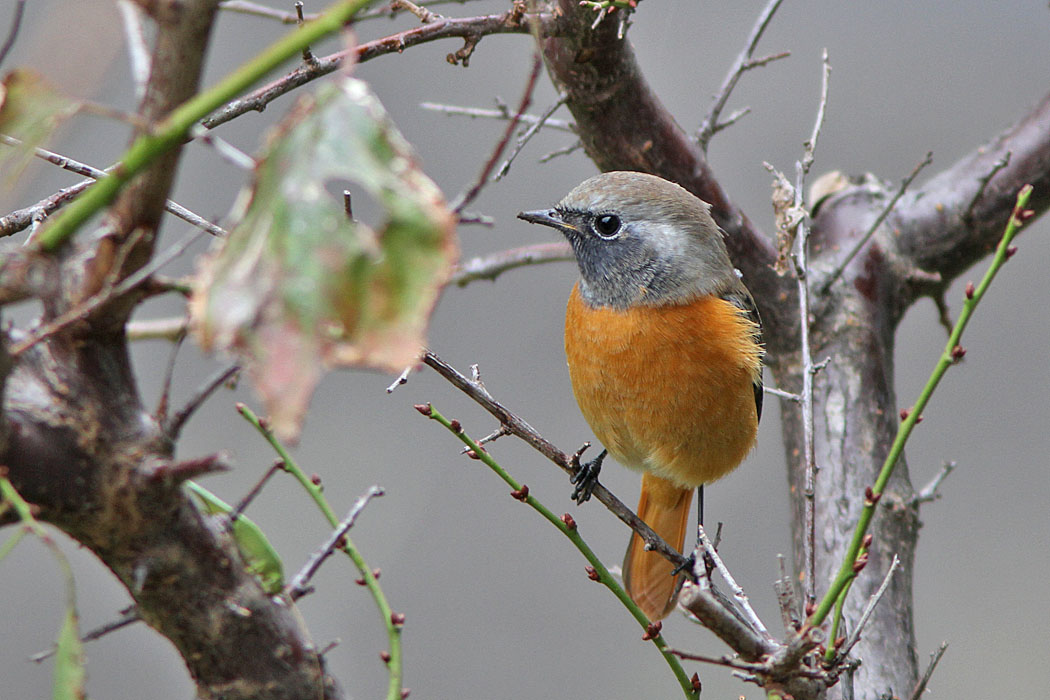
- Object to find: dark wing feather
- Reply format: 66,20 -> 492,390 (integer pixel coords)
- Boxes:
723,287 -> 764,424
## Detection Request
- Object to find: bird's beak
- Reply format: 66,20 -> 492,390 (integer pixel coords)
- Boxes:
517,208 -> 577,234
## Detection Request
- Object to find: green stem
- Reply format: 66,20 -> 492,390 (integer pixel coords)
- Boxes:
419,403 -> 699,700
808,184 -> 1033,629
36,0 -> 374,252
237,403 -> 404,700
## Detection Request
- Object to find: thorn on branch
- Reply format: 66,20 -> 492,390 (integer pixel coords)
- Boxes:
964,151 -> 1011,224
915,460 -> 956,504
446,34 -> 480,66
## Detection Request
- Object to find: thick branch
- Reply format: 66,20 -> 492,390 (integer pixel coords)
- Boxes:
895,91 -> 1050,292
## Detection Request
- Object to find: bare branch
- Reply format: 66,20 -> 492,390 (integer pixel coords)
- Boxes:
219,0 -> 319,23
127,316 -> 190,342
449,242 -> 572,287
496,94 -> 568,179
695,524 -> 772,639
914,460 -> 956,504
202,10 -> 542,130
896,92 -> 1050,290
287,486 -> 385,600
420,102 -> 576,132
0,0 -> 26,69
116,0 -> 152,102
820,151 -> 934,294
0,136 -> 227,238
696,0 -> 787,151
165,364 -> 241,440
837,554 -> 900,660
908,642 -> 948,700
780,48 -> 832,607
450,54 -> 541,213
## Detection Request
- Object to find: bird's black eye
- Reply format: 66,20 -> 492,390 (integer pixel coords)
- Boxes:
594,214 -> 621,238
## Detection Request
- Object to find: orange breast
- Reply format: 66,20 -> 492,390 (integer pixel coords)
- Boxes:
564,283 -> 761,488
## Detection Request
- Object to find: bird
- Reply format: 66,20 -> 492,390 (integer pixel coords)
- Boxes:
518,171 -> 763,620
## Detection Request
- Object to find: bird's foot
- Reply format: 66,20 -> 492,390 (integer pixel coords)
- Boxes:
570,447 -> 606,504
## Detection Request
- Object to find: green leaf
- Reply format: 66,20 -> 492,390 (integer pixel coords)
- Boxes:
186,481 -> 285,595
0,70 -> 79,185
53,605 -> 86,700
192,76 -> 457,440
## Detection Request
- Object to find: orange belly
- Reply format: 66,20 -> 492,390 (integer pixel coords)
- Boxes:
565,283 -> 761,488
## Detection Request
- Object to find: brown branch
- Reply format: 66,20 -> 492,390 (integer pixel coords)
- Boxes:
895,91 -> 1050,294
449,241 -> 573,287
450,53 -> 541,213
202,10 -> 545,130
421,350 -> 686,568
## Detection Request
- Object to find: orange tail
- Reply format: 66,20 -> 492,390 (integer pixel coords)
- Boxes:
623,472 -> 694,621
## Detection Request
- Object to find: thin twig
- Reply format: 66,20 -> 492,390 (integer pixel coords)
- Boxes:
29,608 -> 141,662
539,141 -> 583,163
385,364 -> 415,393
915,460 -> 956,503
450,54 -> 541,213
764,385 -> 801,402
116,0 -> 152,102
449,242 -> 572,287
0,135 -> 227,238
964,151 -> 1011,223
0,180 -> 95,237
791,49 -> 832,607
219,0 -> 320,23
165,364 -> 241,439
390,0 -> 443,23
287,486 -> 385,600
908,642 -> 949,700
495,94 -> 568,180
126,316 -> 191,342
696,0 -> 787,151
230,460 -> 283,521
420,102 -> 575,132
836,554 -> 899,660
294,2 -> 317,65
696,524 -> 771,640
0,0 -> 26,69
820,151 -> 933,293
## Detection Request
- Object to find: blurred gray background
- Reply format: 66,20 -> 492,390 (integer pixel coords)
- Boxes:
2,1 -> 1048,698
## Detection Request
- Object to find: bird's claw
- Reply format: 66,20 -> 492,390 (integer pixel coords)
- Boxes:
570,448 -> 606,504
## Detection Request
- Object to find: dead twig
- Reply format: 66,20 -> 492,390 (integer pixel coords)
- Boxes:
450,54 -> 541,213
696,0 -> 788,151
449,242 -> 572,287
286,486 -> 385,600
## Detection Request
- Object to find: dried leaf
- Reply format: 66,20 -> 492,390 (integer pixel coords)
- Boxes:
192,77 -> 457,439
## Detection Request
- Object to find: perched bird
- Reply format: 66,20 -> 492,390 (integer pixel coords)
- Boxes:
519,171 -> 763,620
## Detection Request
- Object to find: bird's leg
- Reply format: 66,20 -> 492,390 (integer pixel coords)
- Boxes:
672,485 -> 706,581
570,448 -> 606,504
